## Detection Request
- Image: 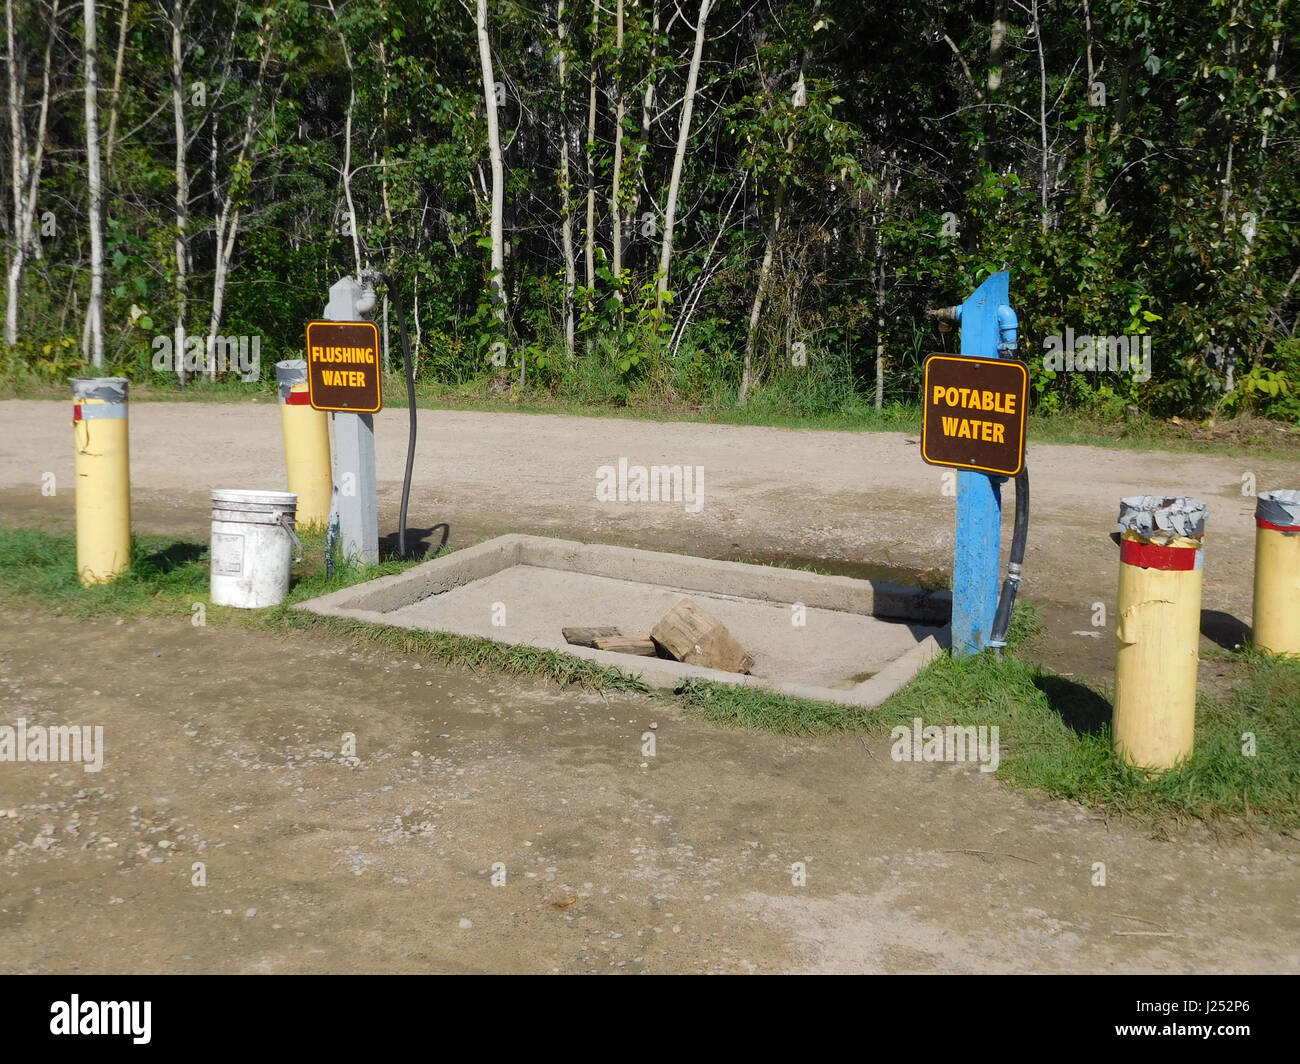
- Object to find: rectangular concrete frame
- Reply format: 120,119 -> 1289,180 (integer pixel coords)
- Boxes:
296,534 -> 952,708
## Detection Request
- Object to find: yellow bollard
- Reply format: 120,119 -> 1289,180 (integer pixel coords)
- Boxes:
275,359 -> 332,529
1112,496 -> 1207,773
1252,489 -> 1300,657
72,377 -> 132,586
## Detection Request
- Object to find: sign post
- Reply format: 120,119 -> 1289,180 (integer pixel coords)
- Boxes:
311,277 -> 382,566
922,272 -> 1021,657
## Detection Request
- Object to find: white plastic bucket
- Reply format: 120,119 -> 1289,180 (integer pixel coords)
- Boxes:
210,489 -> 301,608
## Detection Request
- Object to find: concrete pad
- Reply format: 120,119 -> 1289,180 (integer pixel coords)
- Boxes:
297,535 -> 952,707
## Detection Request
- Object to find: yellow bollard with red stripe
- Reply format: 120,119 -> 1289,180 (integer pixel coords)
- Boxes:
1112,496 -> 1208,773
1252,489 -> 1300,657
275,359 -> 332,529
72,377 -> 132,586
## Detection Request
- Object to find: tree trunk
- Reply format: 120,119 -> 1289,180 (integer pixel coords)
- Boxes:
636,0 -> 658,244
739,189 -> 783,403
656,0 -> 711,314
104,0 -> 130,168
328,0 -> 361,276
412,274 -> 421,377
204,31 -> 273,377
5,0 -> 57,344
609,0 -> 624,318
1107,46 -> 1139,145
1032,0 -> 1049,234
170,0 -> 188,385
83,0 -> 106,366
557,0 -> 576,360
4,0 -> 25,344
474,0 -> 507,349
340,69 -> 361,274
874,166 -> 897,410
978,0 -> 1008,170
583,2 -> 599,335
1245,0 -> 1284,268
987,0 -> 1007,95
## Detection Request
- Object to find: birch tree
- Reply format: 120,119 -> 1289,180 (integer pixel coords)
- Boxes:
583,1 -> 599,322
654,0 -> 710,315
328,0 -> 362,275
165,0 -> 190,384
103,0 -> 130,168
82,0 -> 106,365
472,0 -> 507,347
557,0 -> 576,359
609,0 -> 625,317
203,17 -> 274,377
5,0 -> 58,345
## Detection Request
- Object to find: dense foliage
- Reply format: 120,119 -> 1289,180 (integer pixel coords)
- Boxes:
3,0 -> 1298,419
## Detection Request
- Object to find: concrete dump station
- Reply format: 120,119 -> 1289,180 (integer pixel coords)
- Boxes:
67,269 -> 1300,772
298,533 -> 951,706
289,274 -> 1023,707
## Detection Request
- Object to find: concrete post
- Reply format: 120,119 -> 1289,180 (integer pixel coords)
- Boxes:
324,276 -> 379,565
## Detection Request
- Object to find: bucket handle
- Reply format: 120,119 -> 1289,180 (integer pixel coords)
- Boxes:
278,512 -> 303,562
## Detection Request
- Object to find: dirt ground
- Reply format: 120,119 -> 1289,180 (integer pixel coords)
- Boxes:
1,399 -> 1298,973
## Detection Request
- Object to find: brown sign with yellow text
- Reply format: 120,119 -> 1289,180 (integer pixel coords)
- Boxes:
921,353 -> 1028,476
305,321 -> 382,413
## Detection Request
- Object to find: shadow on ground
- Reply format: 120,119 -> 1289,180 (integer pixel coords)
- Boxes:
379,522 -> 449,562
1201,609 -> 1250,652
141,540 -> 206,571
1033,673 -> 1112,735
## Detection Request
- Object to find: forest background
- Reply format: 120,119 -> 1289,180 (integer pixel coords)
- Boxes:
3,0 -> 1297,424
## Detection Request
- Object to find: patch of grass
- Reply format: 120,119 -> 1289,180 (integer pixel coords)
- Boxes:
0,527 -> 209,617
2,525 -> 1295,829
0,525 -> 417,620
678,600 -> 1300,831
678,680 -> 873,736
0,525 -> 648,696
1007,598 -> 1044,651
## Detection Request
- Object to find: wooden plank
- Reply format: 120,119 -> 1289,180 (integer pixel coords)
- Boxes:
650,598 -> 754,674
562,626 -> 623,648
591,636 -> 658,656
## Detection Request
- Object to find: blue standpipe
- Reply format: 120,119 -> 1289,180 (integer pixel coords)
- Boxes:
950,271 -> 1017,657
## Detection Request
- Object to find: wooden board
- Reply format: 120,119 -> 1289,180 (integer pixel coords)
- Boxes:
562,626 -> 623,648
650,598 -> 754,674
591,636 -> 658,657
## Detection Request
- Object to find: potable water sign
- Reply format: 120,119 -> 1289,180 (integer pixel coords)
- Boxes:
921,353 -> 1028,477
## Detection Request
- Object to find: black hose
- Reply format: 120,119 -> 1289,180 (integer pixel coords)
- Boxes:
988,467 -> 1029,659
385,273 -> 417,559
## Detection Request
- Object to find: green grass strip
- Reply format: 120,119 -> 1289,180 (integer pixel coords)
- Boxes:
2,525 -> 1295,829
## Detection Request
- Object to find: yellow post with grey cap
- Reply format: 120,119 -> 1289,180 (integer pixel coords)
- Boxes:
72,377 -> 132,585
276,359 -> 332,529
1112,496 -> 1207,772
1252,489 -> 1300,657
